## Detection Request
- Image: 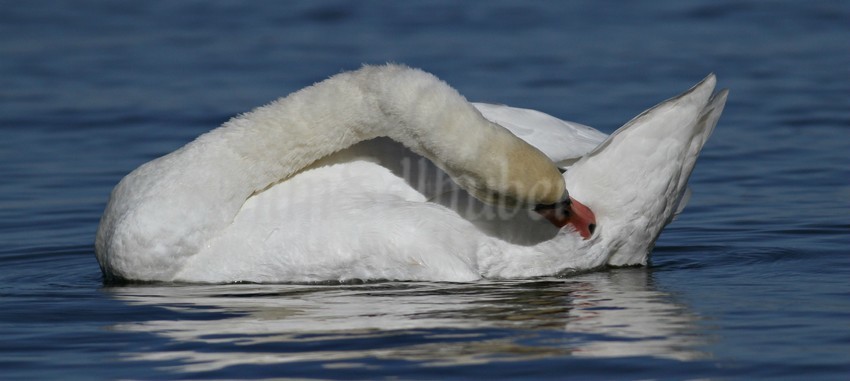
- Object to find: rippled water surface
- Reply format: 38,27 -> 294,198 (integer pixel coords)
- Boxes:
2,1 -> 849,380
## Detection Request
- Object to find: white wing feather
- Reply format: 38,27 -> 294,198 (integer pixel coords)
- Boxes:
473,103 -> 608,167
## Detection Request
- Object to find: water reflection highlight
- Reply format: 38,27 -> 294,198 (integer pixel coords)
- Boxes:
106,268 -> 706,373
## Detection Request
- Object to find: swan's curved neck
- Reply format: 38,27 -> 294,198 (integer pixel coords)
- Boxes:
97,64 -> 564,281
224,64 -> 564,206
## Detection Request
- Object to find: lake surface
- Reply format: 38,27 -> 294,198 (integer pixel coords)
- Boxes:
1,1 -> 848,380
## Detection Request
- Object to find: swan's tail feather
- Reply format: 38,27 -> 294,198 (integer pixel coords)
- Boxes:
565,74 -> 727,267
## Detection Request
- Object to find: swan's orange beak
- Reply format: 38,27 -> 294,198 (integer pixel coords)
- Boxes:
534,197 -> 597,239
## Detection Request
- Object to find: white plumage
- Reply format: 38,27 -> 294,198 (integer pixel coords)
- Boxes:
95,64 -> 726,283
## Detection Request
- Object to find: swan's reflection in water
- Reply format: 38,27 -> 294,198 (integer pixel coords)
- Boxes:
106,268 -> 706,373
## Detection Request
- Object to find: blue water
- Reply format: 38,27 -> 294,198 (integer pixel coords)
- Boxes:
2,1 -> 849,379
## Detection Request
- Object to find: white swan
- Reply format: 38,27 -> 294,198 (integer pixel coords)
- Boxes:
95,64 -> 727,283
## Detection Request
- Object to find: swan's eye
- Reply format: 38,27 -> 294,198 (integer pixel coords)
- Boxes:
533,203 -> 553,212
588,224 -> 596,235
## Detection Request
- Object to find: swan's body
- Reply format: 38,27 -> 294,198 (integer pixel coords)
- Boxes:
96,65 -> 726,283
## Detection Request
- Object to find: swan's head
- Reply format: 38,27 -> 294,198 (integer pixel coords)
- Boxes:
533,196 -> 597,239
564,75 -> 727,266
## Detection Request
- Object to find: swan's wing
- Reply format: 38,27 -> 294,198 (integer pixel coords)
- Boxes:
473,103 -> 608,167
181,159 -> 483,283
